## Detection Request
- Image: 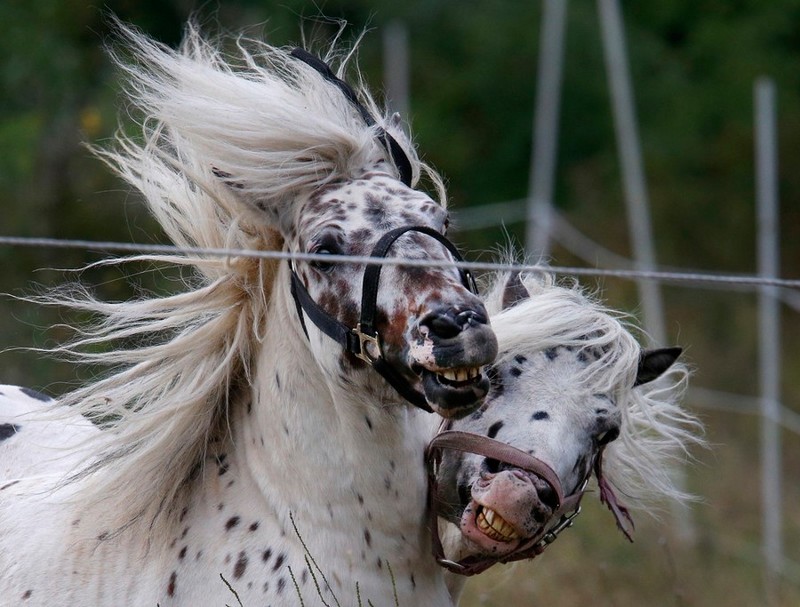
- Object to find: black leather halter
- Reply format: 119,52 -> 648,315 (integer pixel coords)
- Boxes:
287,50 -> 478,412
290,226 -> 478,412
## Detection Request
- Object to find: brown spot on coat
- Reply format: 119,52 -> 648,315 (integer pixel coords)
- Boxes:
233,551 -> 248,579
167,571 -> 177,597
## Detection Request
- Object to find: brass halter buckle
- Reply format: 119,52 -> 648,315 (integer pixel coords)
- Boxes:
353,323 -> 382,364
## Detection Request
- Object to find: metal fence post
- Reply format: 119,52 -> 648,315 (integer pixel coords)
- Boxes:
755,76 -> 783,598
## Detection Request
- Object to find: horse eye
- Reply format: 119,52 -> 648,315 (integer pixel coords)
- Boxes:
596,427 -> 620,446
309,236 -> 342,272
442,215 -> 450,236
310,247 -> 336,272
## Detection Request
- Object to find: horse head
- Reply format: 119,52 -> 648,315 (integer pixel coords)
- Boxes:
430,271 -> 701,575
197,46 -> 499,418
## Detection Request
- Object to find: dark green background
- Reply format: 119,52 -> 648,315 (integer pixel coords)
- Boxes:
1,2 -> 799,603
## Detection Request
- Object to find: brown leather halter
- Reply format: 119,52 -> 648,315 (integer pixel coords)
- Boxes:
425,428 -> 633,576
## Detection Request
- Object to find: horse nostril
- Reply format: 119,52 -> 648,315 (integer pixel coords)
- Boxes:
536,484 -> 558,509
423,310 -> 462,339
456,309 -> 487,327
422,308 -> 488,340
484,458 -> 501,475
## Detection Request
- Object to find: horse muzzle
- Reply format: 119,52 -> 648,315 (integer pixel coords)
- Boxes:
412,306 -> 498,418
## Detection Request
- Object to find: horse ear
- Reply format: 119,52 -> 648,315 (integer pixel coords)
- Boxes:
501,272 -> 530,310
634,347 -> 682,386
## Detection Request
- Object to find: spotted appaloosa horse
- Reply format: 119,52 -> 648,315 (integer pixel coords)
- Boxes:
431,270 -> 704,601
0,23 -> 497,606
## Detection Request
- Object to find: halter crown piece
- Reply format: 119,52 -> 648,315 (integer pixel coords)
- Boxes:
290,48 -> 413,186
288,50 -> 479,412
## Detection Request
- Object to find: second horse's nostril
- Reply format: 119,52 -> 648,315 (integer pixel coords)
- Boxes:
536,484 -> 558,509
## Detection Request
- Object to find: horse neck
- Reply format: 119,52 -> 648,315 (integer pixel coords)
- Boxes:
232,264 -> 438,573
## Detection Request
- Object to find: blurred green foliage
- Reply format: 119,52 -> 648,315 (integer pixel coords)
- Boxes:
1,1 -> 799,603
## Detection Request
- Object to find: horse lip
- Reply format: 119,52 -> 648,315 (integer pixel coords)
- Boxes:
459,499 -> 526,556
419,368 -> 490,419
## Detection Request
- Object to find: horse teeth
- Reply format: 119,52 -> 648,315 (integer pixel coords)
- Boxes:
476,507 -> 521,542
438,368 -> 480,384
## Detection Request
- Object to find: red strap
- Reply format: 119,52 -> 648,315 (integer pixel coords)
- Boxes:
425,432 -> 634,575
426,430 -> 564,505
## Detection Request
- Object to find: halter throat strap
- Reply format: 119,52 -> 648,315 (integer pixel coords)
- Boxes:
290,47 -> 413,187
290,226 -> 477,412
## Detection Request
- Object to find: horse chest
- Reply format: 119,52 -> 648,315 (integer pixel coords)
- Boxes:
137,433 -> 449,607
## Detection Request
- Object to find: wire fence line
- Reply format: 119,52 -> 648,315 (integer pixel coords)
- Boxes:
689,387 -> 800,438
6,228 -> 800,437
2,234 -> 800,291
453,201 -> 800,311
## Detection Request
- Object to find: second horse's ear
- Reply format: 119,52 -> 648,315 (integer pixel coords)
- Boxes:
501,272 -> 530,310
634,347 -> 682,386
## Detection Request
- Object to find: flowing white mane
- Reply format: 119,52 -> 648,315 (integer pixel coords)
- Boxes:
37,22 -> 446,535
482,268 -> 704,508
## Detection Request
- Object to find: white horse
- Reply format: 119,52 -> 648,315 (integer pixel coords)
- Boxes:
0,23 -> 498,606
431,270 -> 704,601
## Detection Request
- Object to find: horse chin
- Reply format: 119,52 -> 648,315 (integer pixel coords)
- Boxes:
419,369 -> 490,419
458,499 -> 528,557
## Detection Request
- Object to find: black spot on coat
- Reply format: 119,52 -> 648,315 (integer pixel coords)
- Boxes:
487,421 -> 504,439
225,516 -> 240,531
0,423 -> 20,441
20,387 -> 50,402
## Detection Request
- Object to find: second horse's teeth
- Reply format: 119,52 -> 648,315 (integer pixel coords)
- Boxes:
477,507 -> 521,542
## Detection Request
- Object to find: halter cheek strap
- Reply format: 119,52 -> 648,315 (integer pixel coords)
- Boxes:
290,225 -> 478,412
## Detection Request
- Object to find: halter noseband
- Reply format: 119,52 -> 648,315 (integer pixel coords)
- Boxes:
290,226 -> 478,412
425,428 -> 630,576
